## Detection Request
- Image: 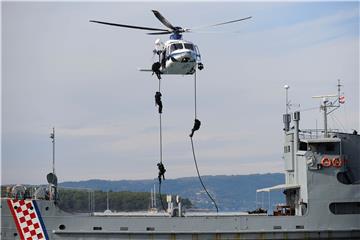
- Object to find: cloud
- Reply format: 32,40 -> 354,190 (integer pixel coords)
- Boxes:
233,7 -> 359,57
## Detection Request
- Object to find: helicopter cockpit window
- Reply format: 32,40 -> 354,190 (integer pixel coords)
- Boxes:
170,43 -> 183,52
184,43 -> 194,50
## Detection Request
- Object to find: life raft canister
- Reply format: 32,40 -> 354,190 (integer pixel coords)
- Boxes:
321,157 -> 332,167
332,157 -> 343,168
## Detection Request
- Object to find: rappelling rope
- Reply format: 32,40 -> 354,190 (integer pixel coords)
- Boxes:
156,78 -> 167,212
158,177 -> 166,212
194,71 -> 197,119
190,138 -> 219,212
190,71 -> 219,213
159,79 -> 163,164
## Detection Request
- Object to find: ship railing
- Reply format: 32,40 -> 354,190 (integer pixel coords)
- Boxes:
1,185 -> 96,214
2,184 -> 44,201
299,128 -> 341,140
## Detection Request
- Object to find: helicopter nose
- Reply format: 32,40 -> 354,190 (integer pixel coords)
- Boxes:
181,56 -> 191,63
180,52 -> 195,63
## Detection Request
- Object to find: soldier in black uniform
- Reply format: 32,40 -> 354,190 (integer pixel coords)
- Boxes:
155,92 -> 163,114
157,162 -> 166,183
190,119 -> 201,137
152,62 -> 162,80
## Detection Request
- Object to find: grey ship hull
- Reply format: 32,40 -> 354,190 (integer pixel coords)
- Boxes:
1,198 -> 359,240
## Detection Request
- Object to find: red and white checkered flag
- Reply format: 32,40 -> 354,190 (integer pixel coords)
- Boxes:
7,199 -> 49,240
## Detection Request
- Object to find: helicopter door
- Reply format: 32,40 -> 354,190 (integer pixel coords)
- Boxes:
161,49 -> 166,68
194,45 -> 202,62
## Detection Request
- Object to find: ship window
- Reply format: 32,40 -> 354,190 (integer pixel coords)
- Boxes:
329,202 -> 360,214
299,141 -> 307,151
146,227 -> 155,231
296,225 -> 304,229
93,226 -> 102,230
309,142 -> 339,154
273,226 -> 282,230
184,43 -> 194,50
284,146 -> 291,153
170,43 -> 183,52
120,227 -> 128,231
59,224 -> 66,230
325,143 -> 335,152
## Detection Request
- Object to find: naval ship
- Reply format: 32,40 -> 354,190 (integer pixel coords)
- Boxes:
1,83 -> 360,239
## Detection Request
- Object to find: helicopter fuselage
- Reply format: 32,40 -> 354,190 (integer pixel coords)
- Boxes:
157,39 -> 202,75
90,10 -> 251,79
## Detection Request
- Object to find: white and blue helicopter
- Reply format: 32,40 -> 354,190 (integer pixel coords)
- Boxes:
90,10 -> 251,79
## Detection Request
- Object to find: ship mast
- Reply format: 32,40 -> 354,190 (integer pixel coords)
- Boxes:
50,127 -> 56,174
312,79 -> 343,137
283,85 -> 291,132
106,191 -> 110,211
48,127 -> 57,201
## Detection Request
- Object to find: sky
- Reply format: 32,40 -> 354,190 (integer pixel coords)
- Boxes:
2,1 -> 359,185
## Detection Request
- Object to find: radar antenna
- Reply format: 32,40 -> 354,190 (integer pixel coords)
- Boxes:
312,79 -> 344,137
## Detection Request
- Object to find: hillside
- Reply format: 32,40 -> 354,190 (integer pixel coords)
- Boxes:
60,173 -> 285,211
57,189 -> 192,213
1,186 -> 191,213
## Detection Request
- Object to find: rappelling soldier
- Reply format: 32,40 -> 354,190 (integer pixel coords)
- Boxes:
152,62 -> 162,80
155,91 -> 163,114
190,119 -> 201,137
157,162 -> 166,183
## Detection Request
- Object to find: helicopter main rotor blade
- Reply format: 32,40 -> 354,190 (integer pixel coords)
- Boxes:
90,20 -> 169,32
191,16 -> 252,30
151,10 -> 176,31
147,31 -> 172,35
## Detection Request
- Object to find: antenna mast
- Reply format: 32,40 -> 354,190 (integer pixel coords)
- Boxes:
107,191 -> 109,211
50,127 -> 56,174
283,85 -> 291,132
312,80 -> 344,137
154,184 -> 157,208
48,127 -> 57,201
285,85 -> 290,114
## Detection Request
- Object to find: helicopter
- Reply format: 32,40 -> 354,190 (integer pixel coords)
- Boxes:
90,10 -> 251,79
